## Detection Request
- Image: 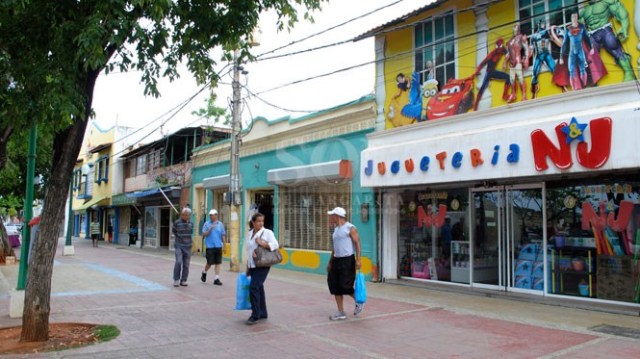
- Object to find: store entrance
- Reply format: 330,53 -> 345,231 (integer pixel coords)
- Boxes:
471,185 -> 544,292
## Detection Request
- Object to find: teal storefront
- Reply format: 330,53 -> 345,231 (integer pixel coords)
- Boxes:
191,96 -> 379,278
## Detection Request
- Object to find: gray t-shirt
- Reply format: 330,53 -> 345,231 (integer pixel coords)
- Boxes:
332,222 -> 355,258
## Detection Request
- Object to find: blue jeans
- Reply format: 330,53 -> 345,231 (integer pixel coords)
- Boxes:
248,266 -> 271,319
173,245 -> 191,282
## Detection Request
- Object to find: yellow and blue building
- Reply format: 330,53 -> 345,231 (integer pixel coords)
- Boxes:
359,0 -> 640,307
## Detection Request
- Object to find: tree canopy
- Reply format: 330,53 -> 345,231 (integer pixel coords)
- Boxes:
0,0 -> 324,342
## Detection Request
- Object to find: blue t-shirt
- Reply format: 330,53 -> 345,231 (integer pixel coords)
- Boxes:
202,220 -> 226,248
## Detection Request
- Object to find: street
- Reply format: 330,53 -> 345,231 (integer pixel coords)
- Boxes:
1,239 -> 640,358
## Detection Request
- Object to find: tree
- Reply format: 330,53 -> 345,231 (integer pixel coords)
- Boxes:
0,0 -> 324,342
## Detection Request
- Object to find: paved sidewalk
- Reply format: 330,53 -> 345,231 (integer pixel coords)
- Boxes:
1,238 -> 639,358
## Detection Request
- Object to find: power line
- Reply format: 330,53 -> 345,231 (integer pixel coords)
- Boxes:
246,0 -> 603,98
255,0 -> 407,59
106,64 -> 232,147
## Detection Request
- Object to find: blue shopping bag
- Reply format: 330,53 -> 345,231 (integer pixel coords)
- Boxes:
354,271 -> 367,304
235,273 -> 252,310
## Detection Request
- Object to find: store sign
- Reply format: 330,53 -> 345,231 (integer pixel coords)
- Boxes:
363,144 -> 520,176
416,204 -> 447,228
364,116 -> 612,180
531,117 -> 612,171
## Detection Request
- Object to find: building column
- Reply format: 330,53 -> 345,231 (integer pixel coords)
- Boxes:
114,207 -> 120,244
381,192 -> 400,280
635,0 -> 640,73
374,36 -> 387,131
474,0 -> 491,110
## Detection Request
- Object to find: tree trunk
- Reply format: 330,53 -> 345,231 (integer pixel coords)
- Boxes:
0,221 -> 15,262
0,126 -> 13,170
20,70 -> 98,342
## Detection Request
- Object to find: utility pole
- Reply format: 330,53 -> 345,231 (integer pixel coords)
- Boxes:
228,50 -> 242,272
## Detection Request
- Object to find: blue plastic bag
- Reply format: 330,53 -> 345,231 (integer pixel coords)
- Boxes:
354,271 -> 367,304
235,273 -> 252,310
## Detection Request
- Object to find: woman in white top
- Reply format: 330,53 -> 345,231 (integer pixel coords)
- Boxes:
245,212 -> 279,325
326,207 -> 363,321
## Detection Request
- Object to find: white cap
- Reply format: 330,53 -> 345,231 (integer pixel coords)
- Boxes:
209,209 -> 218,215
327,207 -> 346,217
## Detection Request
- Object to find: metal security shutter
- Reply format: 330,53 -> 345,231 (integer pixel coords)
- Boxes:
279,183 -> 351,251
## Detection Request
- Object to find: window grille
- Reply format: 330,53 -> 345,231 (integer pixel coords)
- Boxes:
278,183 -> 351,251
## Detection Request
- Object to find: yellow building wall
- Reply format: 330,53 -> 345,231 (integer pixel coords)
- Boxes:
72,122 -> 116,212
382,0 -> 640,129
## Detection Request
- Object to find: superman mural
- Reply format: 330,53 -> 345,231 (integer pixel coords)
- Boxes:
384,0 -> 638,129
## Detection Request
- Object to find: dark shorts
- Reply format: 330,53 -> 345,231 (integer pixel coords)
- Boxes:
205,247 -> 223,265
327,255 -> 356,295
91,234 -> 99,240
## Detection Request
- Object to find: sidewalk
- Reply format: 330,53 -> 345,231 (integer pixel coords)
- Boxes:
1,238 -> 639,358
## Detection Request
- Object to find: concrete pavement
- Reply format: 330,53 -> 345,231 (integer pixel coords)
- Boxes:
0,238 -> 639,358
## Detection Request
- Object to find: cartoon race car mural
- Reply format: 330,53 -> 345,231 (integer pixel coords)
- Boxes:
425,75 -> 475,120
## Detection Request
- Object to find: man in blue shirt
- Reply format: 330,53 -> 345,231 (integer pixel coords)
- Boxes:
201,209 -> 227,285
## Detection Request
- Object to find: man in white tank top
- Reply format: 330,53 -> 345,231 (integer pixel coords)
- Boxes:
326,207 -> 363,320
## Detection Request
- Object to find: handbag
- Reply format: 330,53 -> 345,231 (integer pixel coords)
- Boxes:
253,230 -> 283,267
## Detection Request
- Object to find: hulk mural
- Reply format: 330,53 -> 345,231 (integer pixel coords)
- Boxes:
385,0 -> 637,128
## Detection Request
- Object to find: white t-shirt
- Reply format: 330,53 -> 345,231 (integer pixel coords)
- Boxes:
246,228 -> 279,268
332,222 -> 355,258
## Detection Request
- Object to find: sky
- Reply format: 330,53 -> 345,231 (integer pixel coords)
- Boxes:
91,0 -> 427,139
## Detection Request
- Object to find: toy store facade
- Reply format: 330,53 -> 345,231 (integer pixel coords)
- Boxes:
359,0 -> 640,307
362,82 -> 640,306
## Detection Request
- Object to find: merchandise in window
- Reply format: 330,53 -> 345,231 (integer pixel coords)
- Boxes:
398,188 -> 468,283
546,181 -> 640,303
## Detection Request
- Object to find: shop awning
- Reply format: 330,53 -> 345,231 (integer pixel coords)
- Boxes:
202,174 -> 234,190
75,196 -> 110,211
125,186 -> 181,199
111,193 -> 137,206
126,188 -> 160,198
267,160 -> 352,185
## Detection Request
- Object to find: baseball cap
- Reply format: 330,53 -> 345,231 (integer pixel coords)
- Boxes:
327,207 -> 346,217
209,209 -> 218,215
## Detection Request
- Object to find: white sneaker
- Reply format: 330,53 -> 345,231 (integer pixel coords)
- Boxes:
173,280 -> 179,287
329,311 -> 347,321
354,302 -> 365,316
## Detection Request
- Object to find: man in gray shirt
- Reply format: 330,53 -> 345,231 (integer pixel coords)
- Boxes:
172,207 -> 193,287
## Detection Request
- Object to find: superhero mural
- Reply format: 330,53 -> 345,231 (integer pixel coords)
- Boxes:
384,0 -> 638,129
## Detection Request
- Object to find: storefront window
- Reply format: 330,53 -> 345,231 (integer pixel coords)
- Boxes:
398,188 -> 468,282
547,180 -> 640,304
279,183 -> 351,251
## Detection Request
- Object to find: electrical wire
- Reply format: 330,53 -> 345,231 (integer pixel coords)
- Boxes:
256,0 -> 407,59
245,0 -> 618,99
107,64 -> 232,146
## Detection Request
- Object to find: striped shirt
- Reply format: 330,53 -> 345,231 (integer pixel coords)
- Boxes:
172,219 -> 193,247
90,222 -> 100,236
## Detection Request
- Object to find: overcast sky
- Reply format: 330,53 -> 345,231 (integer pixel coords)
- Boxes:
91,0 -> 426,138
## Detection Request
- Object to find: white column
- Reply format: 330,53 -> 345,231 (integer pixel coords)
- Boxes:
635,0 -> 640,73
382,192 -> 400,280
374,37 -> 387,131
474,0 -> 491,110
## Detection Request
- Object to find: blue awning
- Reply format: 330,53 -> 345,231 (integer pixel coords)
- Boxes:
125,188 -> 160,198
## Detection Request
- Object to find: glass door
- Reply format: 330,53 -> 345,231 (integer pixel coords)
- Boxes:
506,185 -> 545,293
471,185 -> 545,292
471,188 -> 504,289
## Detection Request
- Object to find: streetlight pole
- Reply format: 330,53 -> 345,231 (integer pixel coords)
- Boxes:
17,125 -> 37,290
228,49 -> 242,272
